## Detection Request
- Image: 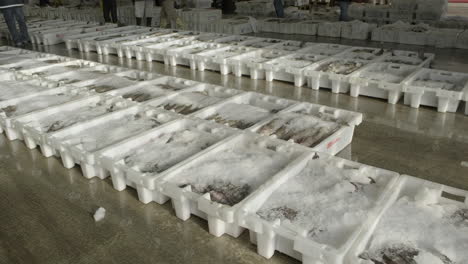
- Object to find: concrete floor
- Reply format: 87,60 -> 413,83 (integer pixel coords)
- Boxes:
1,36 -> 468,264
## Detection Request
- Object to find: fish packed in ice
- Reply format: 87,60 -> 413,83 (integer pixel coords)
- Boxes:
257,112 -> 340,147
1,92 -> 87,118
256,157 -> 391,249
122,86 -> 170,102
359,187 -> 468,264
24,99 -> 128,133
169,138 -> 297,206
318,60 -> 364,75
206,103 -> 272,129
123,126 -> 231,174
161,90 -> 228,115
57,110 -> 176,152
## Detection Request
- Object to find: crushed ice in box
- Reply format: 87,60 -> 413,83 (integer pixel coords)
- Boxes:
123,127 -> 231,174
58,111 -> 176,152
257,112 -> 340,147
169,138 -> 300,206
359,187 -> 468,264
24,98 -> 129,133
256,158 -> 391,249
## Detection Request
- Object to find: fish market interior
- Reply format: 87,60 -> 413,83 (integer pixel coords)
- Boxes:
1,0 -> 468,263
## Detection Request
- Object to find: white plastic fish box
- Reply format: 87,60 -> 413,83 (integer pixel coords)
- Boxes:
267,41 -> 313,53
194,46 -> 258,74
340,21 -> 376,40
165,42 -> 228,69
387,9 -> 414,22
265,53 -> 329,86
402,68 -> 468,113
237,152 -> 400,264
11,94 -> 136,156
211,35 -> 260,47
94,29 -> 172,56
0,79 -> 62,103
47,101 -> 179,175
349,62 -> 420,104
155,131 -> 309,237
371,22 -> 410,43
70,71 -> 163,95
398,24 -> 432,46
259,18 -> 282,33
145,83 -> 242,115
456,30 -> 468,50
376,50 -> 434,67
217,17 -> 255,35
227,49 -> 292,79
63,25 -> 146,50
250,102 -> 363,155
111,30 -> 180,58
192,91 -> 295,130
345,175 -> 468,264
14,60 -> 98,81
317,22 -> 343,38
98,118 -> 238,201
300,43 -> 352,57
0,86 -> 93,140
136,32 -> 212,62
34,22 -> 114,45
276,19 -> 302,35
0,55 -> 71,72
29,21 -> 92,45
303,58 -> 371,94
295,20 -> 319,36
79,27 -> 153,53
37,64 -> 130,87
427,28 -> 464,49
334,47 -> 387,61
242,38 -> 285,49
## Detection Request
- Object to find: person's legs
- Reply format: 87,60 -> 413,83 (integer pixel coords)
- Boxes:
136,17 -> 142,25
161,0 -> 177,28
273,0 -> 284,18
13,7 -> 30,44
339,1 -> 349,21
102,0 -> 111,23
110,0 -> 118,23
146,17 -> 152,27
1,8 -> 21,45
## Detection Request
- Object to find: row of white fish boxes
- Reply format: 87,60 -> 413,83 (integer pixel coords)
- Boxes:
0,18 -> 118,46
372,22 -> 468,49
0,46 -> 361,164
1,47 -> 467,264
63,26 -> 468,114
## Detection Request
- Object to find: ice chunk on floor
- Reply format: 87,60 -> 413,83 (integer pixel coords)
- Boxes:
93,207 -> 106,222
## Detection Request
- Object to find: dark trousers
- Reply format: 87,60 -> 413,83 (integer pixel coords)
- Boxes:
1,6 -> 30,45
103,0 -> 118,23
273,0 -> 284,18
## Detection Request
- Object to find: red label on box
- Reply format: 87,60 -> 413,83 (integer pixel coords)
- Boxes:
327,137 -> 341,149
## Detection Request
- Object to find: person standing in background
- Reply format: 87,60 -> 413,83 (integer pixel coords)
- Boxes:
102,0 -> 118,23
160,0 -> 182,29
273,0 -> 284,18
337,0 -> 351,21
0,0 -> 30,47
133,0 -> 155,26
